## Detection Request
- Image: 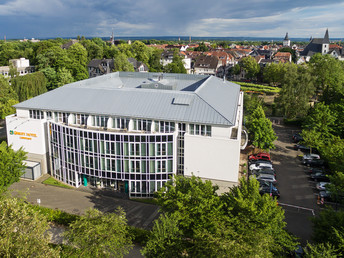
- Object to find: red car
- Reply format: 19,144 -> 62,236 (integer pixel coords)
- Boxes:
248,152 -> 271,161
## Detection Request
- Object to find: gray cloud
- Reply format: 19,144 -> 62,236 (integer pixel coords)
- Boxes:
1,0 -> 344,38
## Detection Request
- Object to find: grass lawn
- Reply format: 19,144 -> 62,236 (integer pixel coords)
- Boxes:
42,177 -> 74,189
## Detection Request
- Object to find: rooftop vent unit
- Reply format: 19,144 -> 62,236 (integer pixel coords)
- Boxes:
140,81 -> 175,90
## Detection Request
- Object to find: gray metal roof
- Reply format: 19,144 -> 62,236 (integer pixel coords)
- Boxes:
14,72 -> 241,126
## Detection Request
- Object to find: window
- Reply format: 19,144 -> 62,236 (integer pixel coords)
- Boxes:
189,124 -> 211,136
130,143 -> 140,156
93,116 -> 108,128
113,117 -> 129,130
156,143 -> 167,156
155,121 -> 175,133
29,110 -> 44,119
133,119 -> 152,132
57,112 -> 69,123
75,114 -> 87,125
46,111 -> 52,119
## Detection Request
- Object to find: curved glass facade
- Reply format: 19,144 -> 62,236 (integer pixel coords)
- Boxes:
50,122 -> 175,197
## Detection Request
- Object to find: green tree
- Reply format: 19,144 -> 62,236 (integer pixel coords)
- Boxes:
301,129 -> 322,154
0,75 -> 18,118
143,176 -> 297,257
113,53 -> 135,72
141,213 -> 184,258
163,51 -> 186,74
64,208 -> 133,258
303,102 -> 336,140
308,53 -> 344,103
0,142 -> 26,191
247,105 -> 277,150
0,195 -> 60,257
148,48 -> 163,72
263,62 -> 285,86
320,137 -> 344,172
277,64 -> 315,119
67,43 -> 89,81
118,43 -> 134,58
304,242 -> 338,258
194,42 -> 209,52
11,71 -> 47,102
311,208 -> 344,255
56,67 -> 74,88
131,41 -> 150,65
36,45 -> 71,71
81,40 -> 104,62
240,56 -> 260,80
231,63 -> 241,76
221,178 -> 298,256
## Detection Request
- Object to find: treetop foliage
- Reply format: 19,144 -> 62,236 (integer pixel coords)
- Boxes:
0,142 -> 26,192
0,194 -> 60,257
143,175 -> 297,257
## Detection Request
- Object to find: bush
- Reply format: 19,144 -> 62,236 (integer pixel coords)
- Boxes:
28,204 -> 79,226
128,226 -> 151,245
233,81 -> 281,95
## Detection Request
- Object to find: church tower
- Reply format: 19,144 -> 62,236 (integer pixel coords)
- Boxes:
283,32 -> 290,47
322,29 -> 330,54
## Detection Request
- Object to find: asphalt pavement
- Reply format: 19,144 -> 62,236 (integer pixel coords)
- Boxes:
270,123 -> 320,245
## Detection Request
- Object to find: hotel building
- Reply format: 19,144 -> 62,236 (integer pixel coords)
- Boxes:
6,72 -> 244,197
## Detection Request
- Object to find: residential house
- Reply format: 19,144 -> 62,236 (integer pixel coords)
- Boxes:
87,59 -> 115,78
194,55 -> 221,76
274,52 -> 292,63
128,58 -> 149,72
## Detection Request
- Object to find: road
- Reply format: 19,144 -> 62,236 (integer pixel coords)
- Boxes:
271,123 -> 320,245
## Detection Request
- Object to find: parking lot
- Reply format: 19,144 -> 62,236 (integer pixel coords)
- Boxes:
267,123 -> 321,245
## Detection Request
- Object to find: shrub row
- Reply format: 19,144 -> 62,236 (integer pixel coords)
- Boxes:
233,81 -> 280,90
240,86 -> 280,94
27,204 -> 79,226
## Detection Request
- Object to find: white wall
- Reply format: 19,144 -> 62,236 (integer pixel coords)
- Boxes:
184,134 -> 240,182
6,115 -> 48,155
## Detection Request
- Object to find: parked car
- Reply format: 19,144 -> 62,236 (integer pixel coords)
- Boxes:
319,190 -> 332,201
292,133 -> 303,143
304,159 -> 325,167
294,144 -> 310,152
249,162 -> 273,171
307,167 -> 324,174
259,184 -> 280,198
248,152 -> 271,161
316,182 -> 330,191
250,173 -> 277,184
310,172 -> 329,182
251,168 -> 276,177
302,154 -> 320,162
319,190 -> 344,202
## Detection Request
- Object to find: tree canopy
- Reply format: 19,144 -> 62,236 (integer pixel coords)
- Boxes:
64,207 -> 133,258
246,105 -> 277,150
0,142 -> 26,192
142,176 -> 297,257
0,195 -> 60,257
277,64 -> 315,119
239,56 -> 260,80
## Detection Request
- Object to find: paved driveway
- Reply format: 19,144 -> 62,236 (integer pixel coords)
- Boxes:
9,180 -> 160,230
271,124 -> 320,245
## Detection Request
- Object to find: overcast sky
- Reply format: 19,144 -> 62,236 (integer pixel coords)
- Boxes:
1,0 -> 344,39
